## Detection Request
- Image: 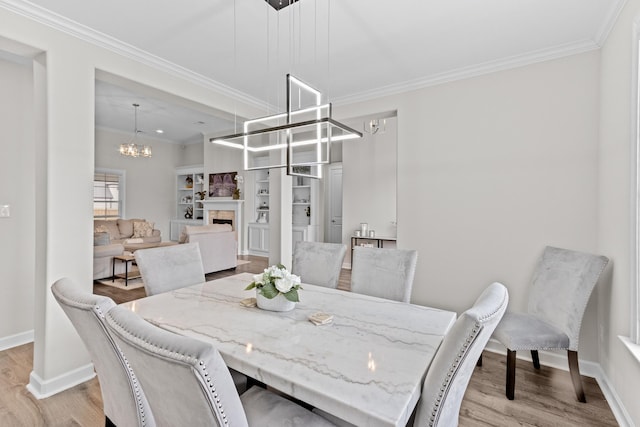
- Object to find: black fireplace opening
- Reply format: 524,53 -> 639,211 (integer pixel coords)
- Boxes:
212,219 -> 233,227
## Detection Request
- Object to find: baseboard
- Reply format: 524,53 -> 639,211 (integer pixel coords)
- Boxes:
27,364 -> 96,399
484,339 -> 633,427
0,330 -> 34,351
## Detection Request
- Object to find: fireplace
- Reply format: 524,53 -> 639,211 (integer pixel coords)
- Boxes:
209,210 -> 235,230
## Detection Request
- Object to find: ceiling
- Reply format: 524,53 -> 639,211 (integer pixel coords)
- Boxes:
11,0 -> 627,143
95,79 -> 236,144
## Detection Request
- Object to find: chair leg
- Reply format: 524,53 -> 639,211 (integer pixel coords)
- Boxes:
506,349 -> 516,400
531,350 -> 540,369
568,350 -> 586,403
477,353 -> 483,367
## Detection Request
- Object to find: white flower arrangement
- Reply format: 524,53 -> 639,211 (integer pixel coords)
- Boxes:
245,264 -> 302,302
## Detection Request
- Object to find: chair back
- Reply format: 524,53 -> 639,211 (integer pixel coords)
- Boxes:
105,305 -> 248,427
414,282 -> 508,427
292,241 -> 347,289
51,278 -> 154,427
527,246 -> 609,350
351,247 -> 417,302
134,243 -> 205,296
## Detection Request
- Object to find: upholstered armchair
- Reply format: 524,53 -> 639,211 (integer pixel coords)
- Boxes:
51,278 -> 155,427
181,224 -> 237,274
350,247 -> 418,302
134,242 -> 206,296
493,246 -> 609,402
292,241 -> 347,288
105,305 -> 337,427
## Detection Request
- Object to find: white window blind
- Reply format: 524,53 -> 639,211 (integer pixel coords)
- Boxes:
94,170 -> 124,220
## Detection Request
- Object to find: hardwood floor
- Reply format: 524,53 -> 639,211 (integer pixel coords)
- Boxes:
1,256 -> 618,426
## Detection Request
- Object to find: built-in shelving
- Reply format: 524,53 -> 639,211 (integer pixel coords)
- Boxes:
171,165 -> 205,241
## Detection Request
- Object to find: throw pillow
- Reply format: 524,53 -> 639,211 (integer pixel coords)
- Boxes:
94,232 -> 110,246
95,221 -> 121,241
132,220 -> 154,238
117,219 -> 136,238
94,225 -> 109,233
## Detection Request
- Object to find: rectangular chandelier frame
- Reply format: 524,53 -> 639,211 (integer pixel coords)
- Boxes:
210,74 -> 362,179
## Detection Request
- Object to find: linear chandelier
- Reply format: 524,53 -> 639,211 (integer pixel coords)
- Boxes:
119,103 -> 152,158
211,74 -> 361,179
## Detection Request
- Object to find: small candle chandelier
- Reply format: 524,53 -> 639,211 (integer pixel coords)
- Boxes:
119,103 -> 152,158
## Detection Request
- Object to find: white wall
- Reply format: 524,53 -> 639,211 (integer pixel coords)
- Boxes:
95,128 -> 189,239
336,51 -> 602,361
0,56 -> 35,344
598,0 -> 640,423
182,141 -> 204,166
0,5 -> 264,396
342,116 -> 397,263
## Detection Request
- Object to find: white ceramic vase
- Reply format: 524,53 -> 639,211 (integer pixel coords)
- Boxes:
256,291 -> 296,312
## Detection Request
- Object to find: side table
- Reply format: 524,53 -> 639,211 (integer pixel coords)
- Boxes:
112,254 -> 141,287
350,235 -> 398,268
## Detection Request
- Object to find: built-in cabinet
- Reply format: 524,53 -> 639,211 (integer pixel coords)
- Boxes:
171,166 -> 204,241
176,166 -> 205,220
292,174 -> 316,243
248,223 -> 269,256
247,163 -> 319,256
254,169 -> 270,224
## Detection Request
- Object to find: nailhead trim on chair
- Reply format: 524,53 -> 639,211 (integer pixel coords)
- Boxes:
109,317 -> 229,426
428,324 -> 482,427
94,303 -> 149,427
199,360 -> 228,425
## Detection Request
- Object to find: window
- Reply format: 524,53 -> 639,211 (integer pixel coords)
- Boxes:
94,169 -> 125,220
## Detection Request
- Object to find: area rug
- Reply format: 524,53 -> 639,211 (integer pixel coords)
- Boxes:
96,259 -> 250,290
95,276 -> 145,290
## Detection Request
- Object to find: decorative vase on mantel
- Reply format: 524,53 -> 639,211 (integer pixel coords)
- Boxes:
256,291 -> 296,312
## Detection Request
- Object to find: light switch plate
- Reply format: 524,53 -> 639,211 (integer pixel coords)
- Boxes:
0,205 -> 10,217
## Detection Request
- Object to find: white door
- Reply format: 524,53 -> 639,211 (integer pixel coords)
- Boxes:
327,164 -> 343,243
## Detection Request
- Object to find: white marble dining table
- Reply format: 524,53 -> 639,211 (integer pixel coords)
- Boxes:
121,272 -> 456,427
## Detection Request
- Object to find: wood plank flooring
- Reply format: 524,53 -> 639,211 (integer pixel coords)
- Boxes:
0,256 -> 619,426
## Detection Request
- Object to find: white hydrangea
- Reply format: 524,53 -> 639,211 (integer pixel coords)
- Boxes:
274,270 -> 301,293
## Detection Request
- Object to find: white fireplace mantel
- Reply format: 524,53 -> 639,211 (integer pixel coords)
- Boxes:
202,199 -> 244,255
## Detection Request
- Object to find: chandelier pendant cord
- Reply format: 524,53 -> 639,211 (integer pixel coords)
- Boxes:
233,0 -> 238,134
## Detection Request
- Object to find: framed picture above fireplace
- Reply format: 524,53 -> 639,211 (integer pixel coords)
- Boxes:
209,171 -> 237,197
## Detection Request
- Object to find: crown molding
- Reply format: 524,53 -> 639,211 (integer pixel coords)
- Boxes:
334,39 -> 600,106
2,0 -> 626,110
0,0 -> 268,111
594,0 -> 628,46
334,0 -> 628,107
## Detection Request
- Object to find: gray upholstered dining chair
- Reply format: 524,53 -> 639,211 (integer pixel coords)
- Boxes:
292,241 -> 347,289
350,247 -> 418,302
492,246 -> 609,402
414,282 -> 509,426
105,305 -> 337,427
134,242 -> 205,296
51,277 -> 155,427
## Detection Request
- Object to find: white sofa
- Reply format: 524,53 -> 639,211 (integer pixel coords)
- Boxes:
93,219 -> 161,280
181,224 -> 237,274
94,243 -> 127,281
